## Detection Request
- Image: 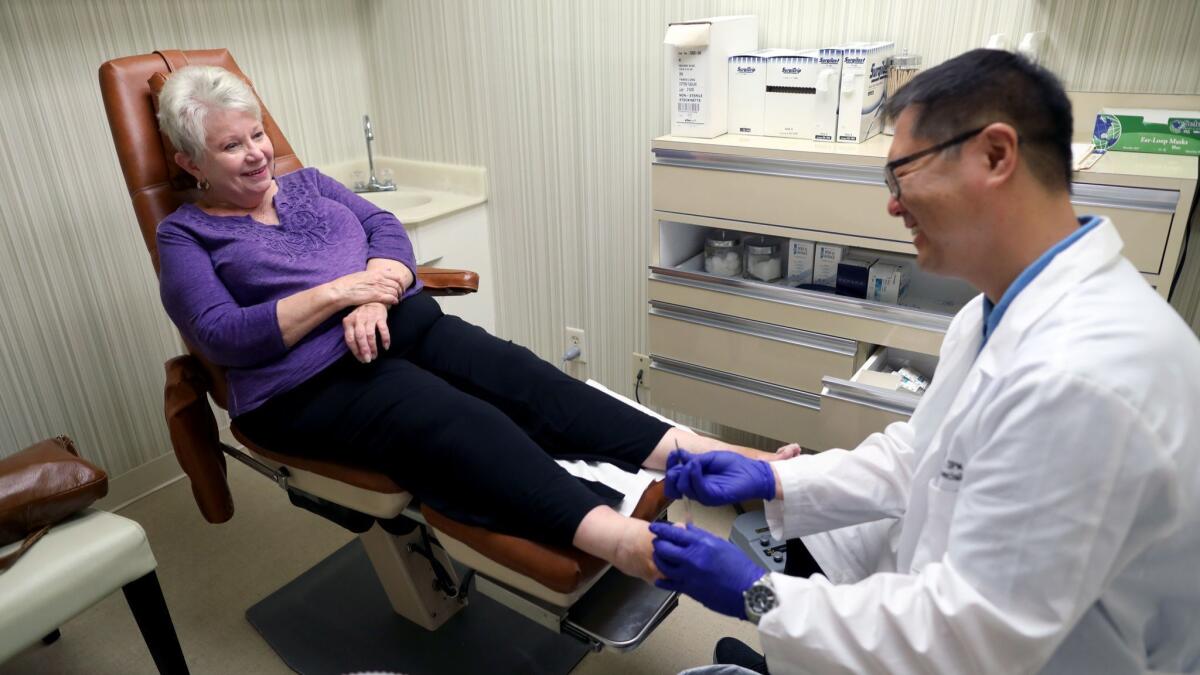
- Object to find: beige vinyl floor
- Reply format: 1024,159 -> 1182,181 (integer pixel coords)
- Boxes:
0,460 -> 763,675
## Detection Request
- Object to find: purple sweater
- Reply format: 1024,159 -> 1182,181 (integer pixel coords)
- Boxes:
156,168 -> 421,417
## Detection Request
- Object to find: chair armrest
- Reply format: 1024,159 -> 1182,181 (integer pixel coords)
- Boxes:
417,267 -> 479,296
164,355 -> 234,523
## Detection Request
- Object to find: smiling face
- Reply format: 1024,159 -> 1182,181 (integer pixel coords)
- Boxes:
885,108 -> 990,279
176,108 -> 274,209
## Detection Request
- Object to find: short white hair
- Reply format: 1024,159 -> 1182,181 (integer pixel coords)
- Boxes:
156,65 -> 262,162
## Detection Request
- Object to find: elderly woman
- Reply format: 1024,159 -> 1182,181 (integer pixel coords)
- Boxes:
154,65 -> 775,581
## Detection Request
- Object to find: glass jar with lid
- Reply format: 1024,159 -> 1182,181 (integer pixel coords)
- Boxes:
744,235 -> 782,282
704,230 -> 743,277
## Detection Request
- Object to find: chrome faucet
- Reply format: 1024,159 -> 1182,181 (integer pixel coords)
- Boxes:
357,114 -> 396,193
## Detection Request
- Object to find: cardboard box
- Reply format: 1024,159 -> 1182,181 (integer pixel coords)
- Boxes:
836,256 -> 877,298
836,41 -> 893,143
813,243 -> 845,287
1092,108 -> 1200,156
665,16 -> 758,138
812,47 -> 847,142
728,49 -> 793,135
764,51 -> 819,139
867,261 -> 910,304
786,238 -> 815,284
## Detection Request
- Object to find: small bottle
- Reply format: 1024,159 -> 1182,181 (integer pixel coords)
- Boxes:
744,236 -> 782,282
704,231 -> 743,277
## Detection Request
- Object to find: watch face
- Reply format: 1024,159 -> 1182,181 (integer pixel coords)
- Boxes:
747,582 -> 777,615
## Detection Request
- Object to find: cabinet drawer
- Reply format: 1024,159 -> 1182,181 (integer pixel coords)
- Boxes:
649,267 -> 948,356
653,161 -> 905,243
817,348 -> 929,451
649,356 -> 823,447
648,302 -> 861,393
1070,183 -> 1178,274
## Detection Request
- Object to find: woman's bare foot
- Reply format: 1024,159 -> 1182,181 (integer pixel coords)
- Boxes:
572,506 -> 660,582
643,427 -> 778,469
774,442 -> 804,460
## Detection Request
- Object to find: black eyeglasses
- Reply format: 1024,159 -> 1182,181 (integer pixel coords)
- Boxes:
884,126 -> 986,200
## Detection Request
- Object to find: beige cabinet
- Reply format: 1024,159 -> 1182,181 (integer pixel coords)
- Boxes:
645,133 -> 1197,450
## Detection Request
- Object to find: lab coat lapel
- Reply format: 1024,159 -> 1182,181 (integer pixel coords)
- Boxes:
975,218 -> 1124,376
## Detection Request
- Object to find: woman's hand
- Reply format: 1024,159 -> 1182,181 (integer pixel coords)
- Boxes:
329,270 -> 403,308
343,302 -> 390,363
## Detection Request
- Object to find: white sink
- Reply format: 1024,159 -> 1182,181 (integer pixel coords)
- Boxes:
317,157 -> 486,225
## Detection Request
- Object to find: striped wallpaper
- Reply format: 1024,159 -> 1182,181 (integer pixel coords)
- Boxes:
2,0 -> 1198,474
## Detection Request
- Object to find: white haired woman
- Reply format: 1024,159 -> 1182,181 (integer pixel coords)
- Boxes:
154,65 -> 779,581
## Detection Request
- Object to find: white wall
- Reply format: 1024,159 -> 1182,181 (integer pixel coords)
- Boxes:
2,0 -> 1198,473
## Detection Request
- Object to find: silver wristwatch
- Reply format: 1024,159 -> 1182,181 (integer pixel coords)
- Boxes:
743,574 -> 778,625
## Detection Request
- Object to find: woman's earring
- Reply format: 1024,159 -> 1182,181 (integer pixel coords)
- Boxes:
198,177 -> 210,191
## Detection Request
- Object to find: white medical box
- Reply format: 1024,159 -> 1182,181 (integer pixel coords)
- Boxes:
728,49 -> 792,135
812,47 -> 847,142
867,261 -> 910,304
813,242 -> 845,287
786,238 -> 815,284
764,51 -> 820,139
665,15 -> 758,138
836,41 -> 893,143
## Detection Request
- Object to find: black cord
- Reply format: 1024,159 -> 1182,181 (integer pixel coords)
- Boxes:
634,368 -> 644,404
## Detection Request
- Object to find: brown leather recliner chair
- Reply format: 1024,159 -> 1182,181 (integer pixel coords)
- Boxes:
97,49 -> 675,666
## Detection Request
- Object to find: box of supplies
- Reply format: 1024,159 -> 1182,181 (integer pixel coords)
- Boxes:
811,47 -> 847,142
836,42 -> 893,143
1092,108 -> 1200,156
786,238 -> 815,284
813,243 -> 845,287
764,51 -> 820,139
836,256 -> 877,298
867,261 -> 910,304
728,49 -> 792,135
665,15 -> 758,138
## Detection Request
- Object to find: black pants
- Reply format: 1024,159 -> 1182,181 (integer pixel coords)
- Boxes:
236,293 -> 672,546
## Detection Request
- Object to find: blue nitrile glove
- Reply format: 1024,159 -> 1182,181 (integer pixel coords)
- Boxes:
663,449 -> 776,505
650,521 -> 767,619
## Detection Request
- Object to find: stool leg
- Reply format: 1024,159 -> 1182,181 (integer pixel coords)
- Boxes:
122,571 -> 189,675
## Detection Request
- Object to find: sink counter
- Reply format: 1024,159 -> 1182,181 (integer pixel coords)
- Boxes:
317,156 -> 487,225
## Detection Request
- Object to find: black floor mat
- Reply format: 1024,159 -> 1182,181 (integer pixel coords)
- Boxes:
245,539 -> 590,674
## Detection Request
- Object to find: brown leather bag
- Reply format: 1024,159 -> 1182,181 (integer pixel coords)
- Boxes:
0,436 -> 109,570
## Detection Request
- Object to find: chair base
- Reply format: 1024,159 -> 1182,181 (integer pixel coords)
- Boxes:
245,538 -> 591,674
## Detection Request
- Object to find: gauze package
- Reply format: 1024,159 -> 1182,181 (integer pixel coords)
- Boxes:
664,15 -> 758,138
765,51 -> 820,139
837,41 -> 893,143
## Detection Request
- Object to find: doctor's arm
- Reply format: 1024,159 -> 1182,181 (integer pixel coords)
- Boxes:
755,371 -> 1176,675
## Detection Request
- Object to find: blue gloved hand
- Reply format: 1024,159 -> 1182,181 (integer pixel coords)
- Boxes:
663,449 -> 776,505
650,521 -> 767,619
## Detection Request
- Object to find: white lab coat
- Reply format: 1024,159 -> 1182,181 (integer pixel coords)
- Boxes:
760,219 -> 1200,674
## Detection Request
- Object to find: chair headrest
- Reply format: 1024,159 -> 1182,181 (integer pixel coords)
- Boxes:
98,49 -> 303,272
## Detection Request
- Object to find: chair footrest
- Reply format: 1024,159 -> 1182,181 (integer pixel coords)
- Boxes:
421,480 -> 669,601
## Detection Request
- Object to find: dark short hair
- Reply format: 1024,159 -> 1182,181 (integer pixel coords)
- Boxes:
883,49 -> 1073,192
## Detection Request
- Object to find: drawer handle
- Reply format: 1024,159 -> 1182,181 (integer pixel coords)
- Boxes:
649,301 -> 857,356
820,376 -> 919,416
652,148 -> 887,188
1070,183 -> 1177,214
651,355 -> 821,411
649,266 -> 952,334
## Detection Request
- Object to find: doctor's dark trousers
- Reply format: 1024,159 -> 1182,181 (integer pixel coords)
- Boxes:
235,292 -> 672,545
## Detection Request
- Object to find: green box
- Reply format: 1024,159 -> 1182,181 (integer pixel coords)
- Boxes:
1092,108 -> 1200,156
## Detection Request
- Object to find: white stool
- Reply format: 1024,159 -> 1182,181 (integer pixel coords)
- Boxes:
0,509 -> 188,674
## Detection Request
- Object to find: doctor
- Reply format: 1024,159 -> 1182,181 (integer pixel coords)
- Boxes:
652,49 -> 1200,674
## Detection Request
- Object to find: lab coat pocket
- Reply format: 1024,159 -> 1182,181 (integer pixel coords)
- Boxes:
910,477 -> 960,572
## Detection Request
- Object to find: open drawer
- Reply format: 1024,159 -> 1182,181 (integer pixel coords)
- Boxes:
817,347 -> 936,450
648,300 -> 866,393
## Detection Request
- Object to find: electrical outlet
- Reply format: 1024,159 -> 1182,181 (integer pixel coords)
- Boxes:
632,352 -> 650,375
565,327 -> 587,364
